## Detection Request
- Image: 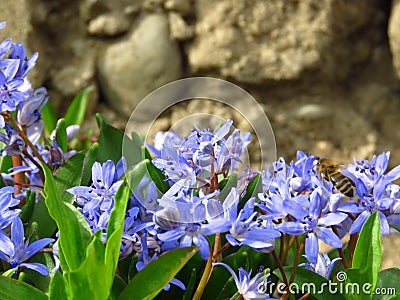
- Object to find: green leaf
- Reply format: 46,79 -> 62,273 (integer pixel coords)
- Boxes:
105,184 -> 132,285
96,114 -> 124,163
345,212 -> 382,300
109,274 -> 127,300
81,142 -> 99,186
219,173 -> 238,201
64,86 -> 93,127
142,145 -> 152,160
49,271 -> 69,300
20,189 -> 36,223
54,151 -> 86,204
118,247 -> 198,300
55,118 -> 68,152
182,269 -> 197,300
373,268 -> 400,300
146,159 -> 169,194
41,102 -> 57,136
67,233 -> 109,299
240,174 -> 262,209
43,164 -> 91,272
28,194 -> 57,239
0,276 -> 48,300
390,224 -> 400,233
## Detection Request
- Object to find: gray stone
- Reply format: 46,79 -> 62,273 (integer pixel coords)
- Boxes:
97,13 -> 182,118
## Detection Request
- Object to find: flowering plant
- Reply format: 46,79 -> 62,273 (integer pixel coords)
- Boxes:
0,21 -> 399,300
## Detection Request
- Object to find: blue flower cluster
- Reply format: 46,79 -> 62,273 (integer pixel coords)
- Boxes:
67,118 -> 400,296
0,22 -> 77,197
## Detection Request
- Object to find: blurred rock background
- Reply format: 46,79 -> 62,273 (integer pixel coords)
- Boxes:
1,0 -> 400,268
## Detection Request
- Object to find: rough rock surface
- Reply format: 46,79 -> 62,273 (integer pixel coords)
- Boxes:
97,13 -> 182,117
0,0 -> 399,268
389,0 -> 400,79
188,0 -> 382,82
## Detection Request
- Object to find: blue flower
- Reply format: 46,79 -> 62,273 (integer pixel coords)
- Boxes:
136,234 -> 185,291
150,120 -> 251,189
0,217 -> 54,276
300,252 -> 341,279
278,188 -> 347,264
155,188 -> 238,259
213,262 -> 278,300
0,187 -> 20,256
226,196 -> 281,252
67,158 -> 126,235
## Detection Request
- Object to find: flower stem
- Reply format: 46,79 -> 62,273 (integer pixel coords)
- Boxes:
193,238 -> 213,300
332,226 -> 349,268
272,249 -> 288,286
11,155 -> 24,202
5,113 -> 46,166
349,232 -> 359,267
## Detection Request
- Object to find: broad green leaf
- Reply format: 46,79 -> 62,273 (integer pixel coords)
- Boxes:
105,184 -> 133,286
0,276 -> 48,300
43,164 -> 91,272
96,114 -> 124,163
182,269 -> 197,300
41,102 -> 57,136
20,189 -> 36,223
54,150 -> 86,204
109,274 -> 127,300
49,271 -> 69,300
64,86 -> 93,127
146,159 -> 169,194
118,247 -> 198,300
373,268 -> 400,300
67,232 -> 109,300
28,193 -> 57,239
55,118 -> 68,152
345,212 -> 382,300
219,173 -> 238,201
142,145 -> 152,160
390,224 -> 400,233
81,142 -> 99,186
240,174 -> 262,209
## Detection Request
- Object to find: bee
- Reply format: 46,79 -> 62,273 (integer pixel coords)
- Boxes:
317,158 -> 355,197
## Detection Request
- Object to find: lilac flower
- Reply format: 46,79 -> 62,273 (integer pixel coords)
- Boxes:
278,188 -> 347,264
67,158 -> 126,235
226,196 -> 281,252
0,187 -> 20,256
0,217 -> 54,276
136,234 -> 185,291
0,124 -> 25,156
339,178 -> 393,235
338,152 -> 400,235
68,159 -> 126,214
155,188 -> 239,259
300,252 -> 341,279
0,60 -> 30,112
213,262 -> 278,300
150,120 -> 251,190
17,87 -> 48,127
9,43 -> 38,78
